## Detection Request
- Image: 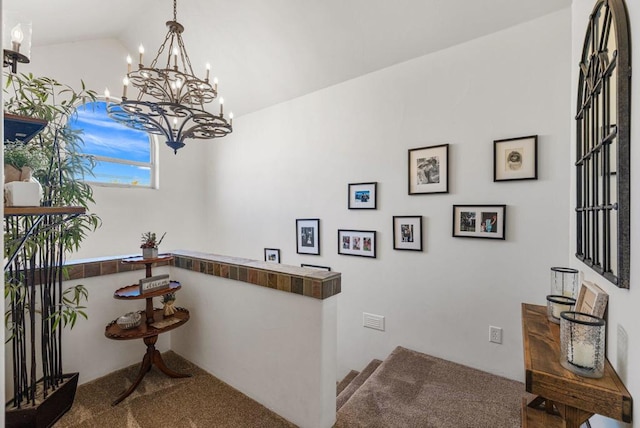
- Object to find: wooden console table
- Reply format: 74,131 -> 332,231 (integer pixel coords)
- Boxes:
104,255 -> 191,405
521,303 -> 632,427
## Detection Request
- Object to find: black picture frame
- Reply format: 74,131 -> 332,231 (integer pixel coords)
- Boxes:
408,144 -> 449,194
264,248 -> 281,263
493,135 -> 538,182
452,205 -> 506,240
301,264 -> 331,272
393,216 -> 423,251
337,229 -> 376,258
348,182 -> 377,209
296,218 -> 320,255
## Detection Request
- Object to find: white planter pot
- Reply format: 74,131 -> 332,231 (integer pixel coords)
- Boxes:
142,248 -> 158,259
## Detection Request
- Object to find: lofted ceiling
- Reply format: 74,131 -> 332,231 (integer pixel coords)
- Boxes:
4,0 -> 571,116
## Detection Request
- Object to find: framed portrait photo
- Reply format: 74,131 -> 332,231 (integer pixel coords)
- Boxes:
296,218 -> 320,255
337,229 -> 376,258
575,281 -> 608,318
408,144 -> 449,195
264,248 -> 281,263
452,205 -> 506,240
348,182 -> 377,209
493,135 -> 537,181
301,263 -> 331,272
393,216 -> 423,251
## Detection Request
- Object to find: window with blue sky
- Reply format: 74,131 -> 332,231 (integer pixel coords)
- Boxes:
68,101 -> 156,187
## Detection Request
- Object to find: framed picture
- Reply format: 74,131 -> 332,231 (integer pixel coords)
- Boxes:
576,281 -> 608,318
301,263 -> 331,272
452,205 -> 506,240
408,144 -> 449,194
493,135 -> 537,181
392,216 -> 423,251
348,182 -> 377,209
264,248 -> 280,263
337,229 -> 376,258
296,218 -> 320,255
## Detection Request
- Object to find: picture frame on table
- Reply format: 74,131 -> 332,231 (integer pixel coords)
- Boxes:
296,218 -> 320,255
348,182 -> 377,209
575,280 -> 608,318
392,216 -> 423,251
337,229 -> 376,258
493,135 -> 537,182
264,248 -> 281,263
452,205 -> 506,240
408,144 -> 449,195
301,264 -> 332,272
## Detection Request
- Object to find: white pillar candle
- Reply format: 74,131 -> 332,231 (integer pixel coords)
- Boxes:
568,342 -> 595,369
552,302 -> 572,319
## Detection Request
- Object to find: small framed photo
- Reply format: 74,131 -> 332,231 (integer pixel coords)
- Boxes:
338,229 -> 376,258
408,144 -> 449,195
348,182 -> 377,209
393,216 -> 423,251
576,281 -> 608,318
301,263 -> 331,272
296,218 -> 320,255
264,248 -> 281,263
493,135 -> 537,181
452,205 -> 506,240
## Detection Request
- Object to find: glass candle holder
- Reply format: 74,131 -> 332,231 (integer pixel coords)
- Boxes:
550,267 -> 579,298
546,295 -> 576,324
560,311 -> 605,378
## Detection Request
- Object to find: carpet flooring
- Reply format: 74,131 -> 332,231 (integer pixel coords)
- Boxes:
54,351 -> 295,428
56,347 -> 528,428
335,346 -> 526,428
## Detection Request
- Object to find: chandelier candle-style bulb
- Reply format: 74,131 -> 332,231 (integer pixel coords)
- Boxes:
205,63 -> 210,81
229,112 -> 233,126
213,77 -> 218,91
173,47 -> 178,69
138,44 -> 144,66
127,55 -> 132,73
122,77 -> 129,98
219,97 -> 224,116
104,88 -> 110,102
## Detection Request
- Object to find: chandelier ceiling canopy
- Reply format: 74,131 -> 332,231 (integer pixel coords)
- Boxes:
107,0 -> 232,153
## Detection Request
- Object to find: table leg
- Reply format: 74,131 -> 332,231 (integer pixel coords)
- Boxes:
111,346 -> 153,406
152,349 -> 191,378
111,335 -> 190,406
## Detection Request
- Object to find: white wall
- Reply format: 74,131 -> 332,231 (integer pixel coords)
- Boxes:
571,1 -> 639,427
170,268 -> 337,428
206,9 -> 572,382
26,38 -> 211,259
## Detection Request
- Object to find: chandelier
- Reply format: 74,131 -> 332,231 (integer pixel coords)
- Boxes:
106,0 -> 232,153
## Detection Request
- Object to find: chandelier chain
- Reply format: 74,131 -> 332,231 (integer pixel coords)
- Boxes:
173,0 -> 177,22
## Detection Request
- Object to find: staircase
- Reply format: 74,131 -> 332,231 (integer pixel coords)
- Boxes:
334,346 -> 526,428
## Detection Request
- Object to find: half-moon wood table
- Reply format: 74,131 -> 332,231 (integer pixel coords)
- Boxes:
104,255 -> 191,405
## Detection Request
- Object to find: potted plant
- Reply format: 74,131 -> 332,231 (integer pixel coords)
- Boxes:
4,72 -> 101,427
140,231 -> 166,259
3,140 -> 48,182
161,292 -> 177,317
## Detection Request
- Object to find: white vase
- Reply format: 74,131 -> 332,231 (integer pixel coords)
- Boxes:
142,248 -> 158,259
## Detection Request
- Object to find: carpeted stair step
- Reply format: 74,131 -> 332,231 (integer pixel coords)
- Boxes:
335,346 -> 527,428
336,359 -> 382,411
337,369 -> 359,395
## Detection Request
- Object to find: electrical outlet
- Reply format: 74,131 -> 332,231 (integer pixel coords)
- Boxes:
489,326 -> 502,344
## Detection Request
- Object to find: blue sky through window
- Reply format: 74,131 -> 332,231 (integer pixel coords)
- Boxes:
68,101 -> 153,186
